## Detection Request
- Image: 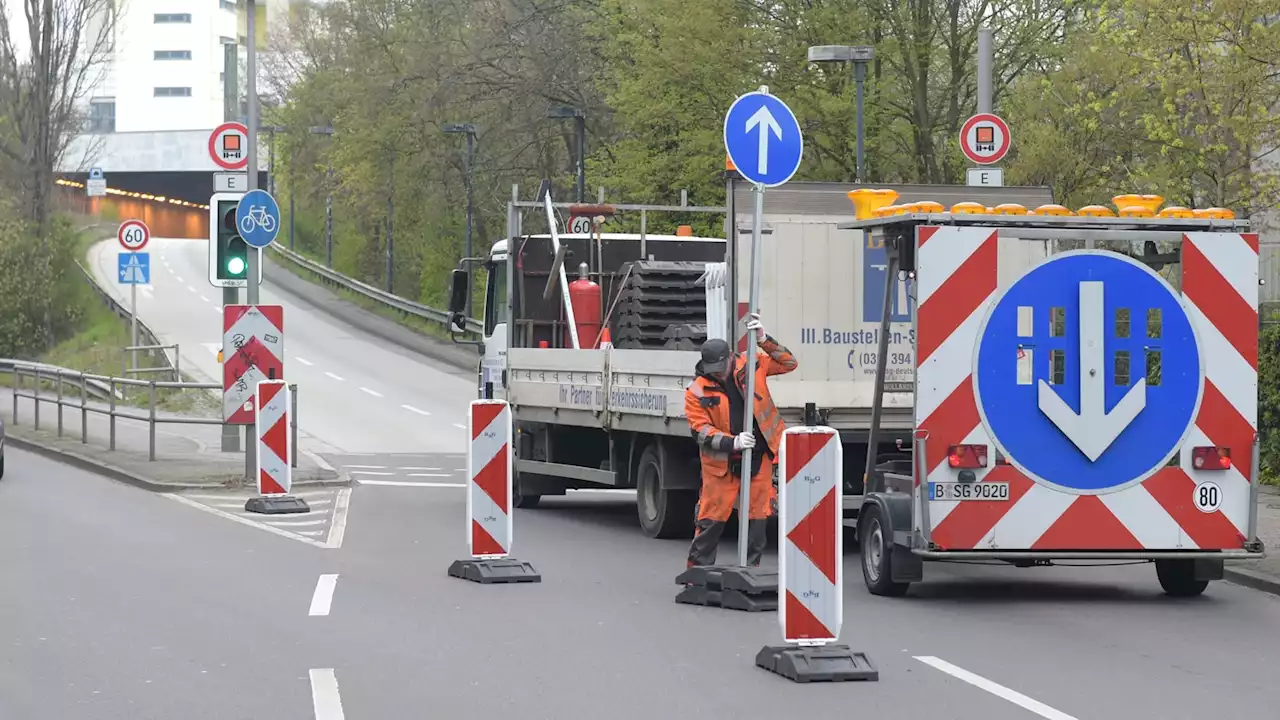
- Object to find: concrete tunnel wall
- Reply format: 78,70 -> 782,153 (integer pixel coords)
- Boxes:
57,185 -> 210,240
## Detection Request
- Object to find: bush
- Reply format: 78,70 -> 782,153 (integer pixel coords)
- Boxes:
1259,324 -> 1280,484
0,209 -> 88,358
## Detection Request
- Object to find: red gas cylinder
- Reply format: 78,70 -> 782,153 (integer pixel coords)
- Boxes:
566,262 -> 602,349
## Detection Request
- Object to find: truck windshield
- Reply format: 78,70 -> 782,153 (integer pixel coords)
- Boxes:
483,261 -> 507,336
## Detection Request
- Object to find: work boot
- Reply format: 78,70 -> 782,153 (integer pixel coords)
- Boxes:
746,519 -> 769,566
687,519 -> 726,569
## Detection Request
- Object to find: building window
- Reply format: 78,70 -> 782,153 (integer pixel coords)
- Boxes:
154,87 -> 192,97
220,0 -> 236,9
154,50 -> 192,60
154,13 -> 191,23
87,99 -> 115,133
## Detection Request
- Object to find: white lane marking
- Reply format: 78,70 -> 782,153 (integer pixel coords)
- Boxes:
163,495 -> 330,549
140,286 -> 154,298
212,305 -> 221,314
401,404 -> 430,416
295,357 -> 314,366
202,342 -> 221,355
310,668 -> 346,720
358,479 -> 467,488
408,472 -> 451,478
201,295 -> 211,303
325,488 -> 351,549
324,372 -> 344,381
269,517 -> 328,527
308,574 -> 339,616
913,656 -> 1078,720
342,465 -> 386,469
453,423 -> 466,429
175,276 -> 183,283
359,387 -> 383,397
348,470 -> 393,476
398,466 -> 441,471
187,285 -> 196,293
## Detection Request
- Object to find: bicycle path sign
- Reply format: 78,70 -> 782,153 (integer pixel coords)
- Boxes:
236,189 -> 281,248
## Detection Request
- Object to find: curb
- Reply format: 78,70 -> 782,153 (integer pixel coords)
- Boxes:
6,432 -> 350,492
1223,566 -> 1280,597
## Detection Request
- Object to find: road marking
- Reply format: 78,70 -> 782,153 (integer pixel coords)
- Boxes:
326,488 -> 351,549
213,305 -> 221,314
175,276 -> 183,283
401,404 -> 430,416
358,479 -> 467,488
295,357 -> 314,366
913,656 -> 1078,720
453,423 -> 466,429
140,286 -> 154,298
308,574 -> 339,616
187,285 -> 196,293
310,668 -> 346,720
269,517 -> 328,527
163,495 -> 330,549
359,387 -> 383,397
202,342 -> 221,355
342,464 -> 386,469
200,295 -> 210,303
398,466 -> 441,471
408,472 -> 451,478
348,470 -> 393,476
325,372 -> 344,381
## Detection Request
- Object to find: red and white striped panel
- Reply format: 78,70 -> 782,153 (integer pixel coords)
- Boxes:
468,400 -> 513,559
778,426 -> 842,645
223,304 -> 285,424
255,380 -> 291,496
914,227 -> 1257,551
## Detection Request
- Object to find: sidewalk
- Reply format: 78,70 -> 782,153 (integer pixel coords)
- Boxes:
1,389 -> 345,492
1224,484 -> 1280,595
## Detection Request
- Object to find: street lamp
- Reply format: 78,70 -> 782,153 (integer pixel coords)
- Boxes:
807,45 -> 875,183
444,122 -> 477,317
309,125 -> 335,266
548,105 -> 586,202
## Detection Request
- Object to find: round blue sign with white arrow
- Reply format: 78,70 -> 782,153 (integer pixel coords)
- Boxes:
974,250 -> 1203,494
235,189 -> 281,248
723,90 -> 803,187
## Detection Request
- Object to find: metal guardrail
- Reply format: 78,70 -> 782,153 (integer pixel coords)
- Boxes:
75,259 -> 180,376
4,359 -> 299,467
267,243 -> 484,335
123,343 -> 182,382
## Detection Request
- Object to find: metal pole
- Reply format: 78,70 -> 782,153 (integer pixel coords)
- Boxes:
130,283 -> 138,370
386,151 -> 394,292
149,381 -> 157,461
854,61 -> 867,183
291,383 -> 298,468
977,27 -> 993,113
464,130 -> 475,317
863,249 -> 899,492
737,183 -> 765,567
575,114 -> 586,202
245,0 -> 260,480
221,34 -> 241,453
80,373 -> 87,442
288,160 -> 295,249
325,163 -> 333,266
109,378 -> 116,450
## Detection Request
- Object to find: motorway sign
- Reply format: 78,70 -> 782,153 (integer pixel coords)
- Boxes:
117,219 -> 150,252
214,172 -> 249,192
974,250 -> 1202,493
209,122 -> 250,171
87,167 -> 106,197
959,112 -> 1011,165
723,90 -> 803,187
117,252 -> 150,284
235,189 -> 281,248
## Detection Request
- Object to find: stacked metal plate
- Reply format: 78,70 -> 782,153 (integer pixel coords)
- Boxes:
612,261 -> 709,350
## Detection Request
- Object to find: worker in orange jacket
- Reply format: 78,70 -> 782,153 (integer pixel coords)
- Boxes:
684,313 -> 797,567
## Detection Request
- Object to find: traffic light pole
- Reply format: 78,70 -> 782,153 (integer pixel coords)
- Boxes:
244,0 -> 260,480
221,36 -> 240,453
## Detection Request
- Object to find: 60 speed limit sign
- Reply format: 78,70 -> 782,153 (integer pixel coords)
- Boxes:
118,219 -> 150,252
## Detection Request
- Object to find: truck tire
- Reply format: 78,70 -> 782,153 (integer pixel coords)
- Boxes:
512,468 -> 541,509
859,505 -> 909,597
635,444 -> 695,539
1155,559 -> 1209,597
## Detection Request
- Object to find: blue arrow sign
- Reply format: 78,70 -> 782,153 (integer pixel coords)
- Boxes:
118,251 -> 150,285
974,251 -> 1202,493
723,91 -> 803,187
235,189 -> 281,248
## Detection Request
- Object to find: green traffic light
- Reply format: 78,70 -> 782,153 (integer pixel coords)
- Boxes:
227,256 -> 246,275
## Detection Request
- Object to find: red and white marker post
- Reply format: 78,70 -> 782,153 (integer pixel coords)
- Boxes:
244,379 -> 308,515
447,400 -> 541,583
755,426 -> 877,682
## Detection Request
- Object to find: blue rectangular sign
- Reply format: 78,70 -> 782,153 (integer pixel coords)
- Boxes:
118,251 -> 150,285
861,233 -> 913,323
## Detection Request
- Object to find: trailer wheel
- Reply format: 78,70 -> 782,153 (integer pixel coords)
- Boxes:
636,444 -> 695,539
860,505 -> 909,597
512,470 -> 541,509
1155,559 -> 1209,597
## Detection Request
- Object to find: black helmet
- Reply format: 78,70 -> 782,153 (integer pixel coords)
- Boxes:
699,338 -> 732,374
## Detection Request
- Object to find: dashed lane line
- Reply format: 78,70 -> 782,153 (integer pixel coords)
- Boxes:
341,464 -> 386,469
359,387 -> 383,397
348,470 -> 393,476
913,656 -> 1078,720
308,574 -> 339,617
324,371 -> 345,381
357,479 -> 467,488
310,668 -> 346,720
295,356 -> 314,366
453,423 -> 466,429
187,285 -> 196,293
401,404 -> 431,416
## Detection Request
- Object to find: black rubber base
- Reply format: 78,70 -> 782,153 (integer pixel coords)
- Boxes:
755,644 -> 879,683
448,558 -> 542,584
675,565 -> 778,611
244,496 -> 311,514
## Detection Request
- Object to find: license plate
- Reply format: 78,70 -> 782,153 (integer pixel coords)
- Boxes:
930,482 -> 1010,501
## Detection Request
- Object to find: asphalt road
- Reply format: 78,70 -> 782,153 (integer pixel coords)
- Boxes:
88,237 -> 476,455
6,447 -> 1279,719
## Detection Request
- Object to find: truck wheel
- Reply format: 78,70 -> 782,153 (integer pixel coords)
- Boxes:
860,505 -> 909,597
1155,559 -> 1209,597
636,444 -> 695,539
512,471 -> 541,509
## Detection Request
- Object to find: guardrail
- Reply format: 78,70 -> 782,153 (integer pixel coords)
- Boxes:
267,243 -> 483,335
74,259 -> 180,376
4,359 -> 299,467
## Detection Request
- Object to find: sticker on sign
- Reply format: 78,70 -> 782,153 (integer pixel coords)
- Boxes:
117,219 -> 150,252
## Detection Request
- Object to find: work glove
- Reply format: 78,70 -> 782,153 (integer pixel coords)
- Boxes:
733,432 -> 757,451
746,313 -> 766,343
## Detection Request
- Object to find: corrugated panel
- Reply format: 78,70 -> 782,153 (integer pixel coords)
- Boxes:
732,181 -> 1055,217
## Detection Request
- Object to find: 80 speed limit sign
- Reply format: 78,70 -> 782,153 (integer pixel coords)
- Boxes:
117,219 -> 150,252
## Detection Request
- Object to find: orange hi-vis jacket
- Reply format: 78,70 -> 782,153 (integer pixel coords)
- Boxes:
684,335 -> 798,485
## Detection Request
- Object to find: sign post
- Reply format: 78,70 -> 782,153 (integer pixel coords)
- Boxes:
960,112 -> 1011,186
117,220 -> 150,371
755,426 -> 878,682
723,86 -> 803,568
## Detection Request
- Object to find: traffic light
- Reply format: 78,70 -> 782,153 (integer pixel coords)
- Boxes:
208,192 -> 260,287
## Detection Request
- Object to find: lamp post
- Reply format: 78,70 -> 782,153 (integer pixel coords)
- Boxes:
309,125 -> 335,266
548,105 -> 586,202
444,122 -> 477,317
807,45 -> 875,183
